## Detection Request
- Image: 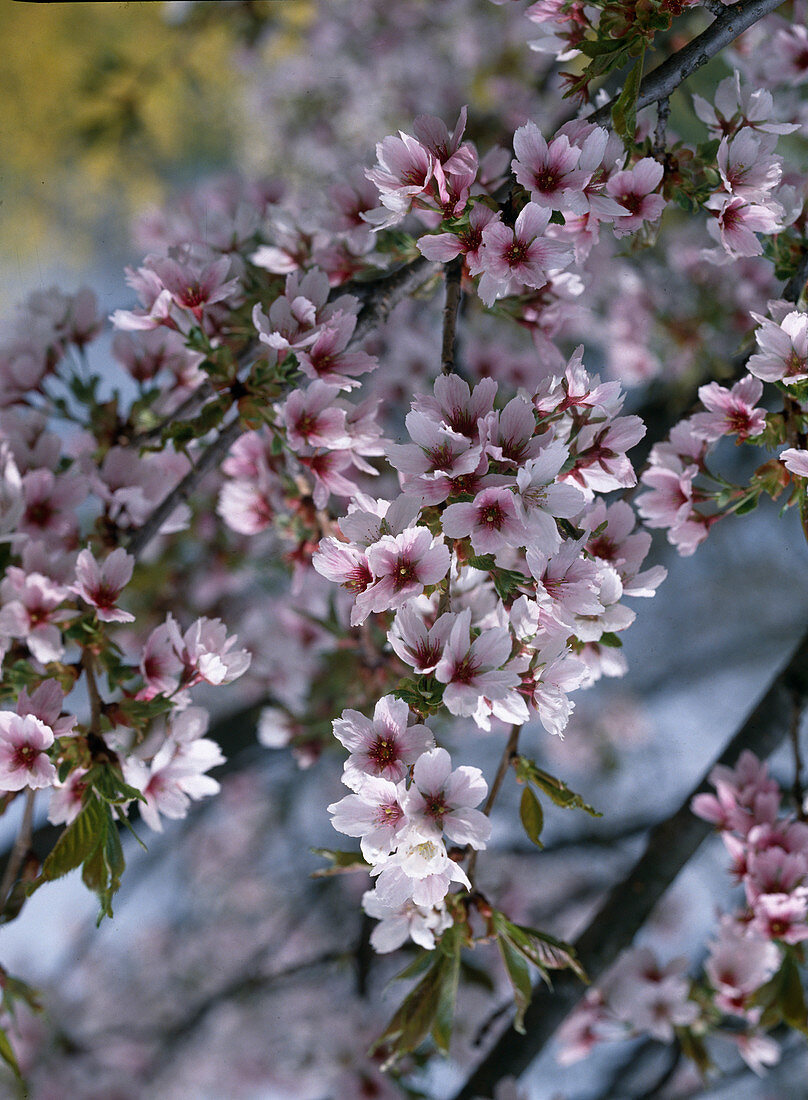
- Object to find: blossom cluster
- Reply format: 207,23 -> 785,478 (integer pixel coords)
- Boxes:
636,299 -> 808,556
557,751 -> 808,1078
695,73 -> 798,262
328,697 -> 489,951
311,350 -> 664,948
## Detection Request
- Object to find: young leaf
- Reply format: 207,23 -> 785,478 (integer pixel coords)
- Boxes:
519,786 -> 544,848
310,848 -> 370,877
34,797 -> 107,887
496,931 -> 533,1034
515,756 -> 601,817
0,1025 -> 22,1083
611,50 -> 645,146
432,924 -> 462,1054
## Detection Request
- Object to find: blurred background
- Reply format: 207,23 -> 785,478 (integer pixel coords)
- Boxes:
1,2 -> 807,1098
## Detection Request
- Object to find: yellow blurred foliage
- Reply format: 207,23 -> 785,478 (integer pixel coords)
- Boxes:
0,2 -> 265,267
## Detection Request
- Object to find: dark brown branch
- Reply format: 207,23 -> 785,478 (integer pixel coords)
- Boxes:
441,256 -> 464,375
590,0 -> 785,127
125,415 -> 243,559
349,256 -> 440,345
0,791 -> 36,909
450,626 -> 808,1100
467,724 -> 520,885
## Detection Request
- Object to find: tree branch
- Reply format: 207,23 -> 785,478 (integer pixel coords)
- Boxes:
125,415 -> 243,560
467,724 -> 520,885
590,0 -> 785,127
441,256 -> 464,375
450,625 -> 808,1100
124,257 -> 439,561
0,790 -> 36,910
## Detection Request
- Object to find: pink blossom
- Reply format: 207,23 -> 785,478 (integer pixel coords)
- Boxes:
567,415 -> 645,495
140,614 -> 250,697
0,567 -> 69,663
281,381 -> 351,451
607,159 -> 666,237
385,411 -> 482,482
70,547 -> 135,623
704,194 -> 782,259
442,484 -> 525,555
0,712 -> 56,791
328,775 -> 408,861
417,203 -> 496,264
690,376 -> 766,442
362,891 -> 451,953
125,733 -> 225,833
471,203 -> 573,305
365,131 -> 434,222
353,527 -> 450,625
17,679 -> 76,739
693,73 -> 800,139
747,310 -> 808,384
370,826 -> 470,909
333,695 -> 434,789
402,747 -> 491,848
512,123 -> 591,213
217,476 -> 276,535
388,603 -> 454,674
148,254 -> 239,318
751,891 -> 808,944
300,450 -> 363,510
705,921 -> 780,1016
412,374 -> 498,441
294,312 -> 377,389
47,767 -> 89,826
781,447 -> 808,477
312,538 -> 373,596
434,608 -> 521,718
717,130 -> 781,202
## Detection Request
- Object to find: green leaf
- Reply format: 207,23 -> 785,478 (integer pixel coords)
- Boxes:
81,809 -> 125,923
780,952 -> 808,1034
0,1025 -> 22,1082
735,495 -> 759,516
393,950 -> 435,984
598,631 -> 623,648
372,925 -> 462,1065
515,757 -> 601,817
310,848 -> 371,877
35,797 -> 106,886
507,924 -> 588,983
519,786 -> 544,849
497,931 -> 533,1033
32,796 -> 126,922
611,49 -> 645,146
432,925 -> 462,1054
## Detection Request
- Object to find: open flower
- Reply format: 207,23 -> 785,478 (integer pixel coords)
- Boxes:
0,712 -> 56,791
71,547 -> 135,623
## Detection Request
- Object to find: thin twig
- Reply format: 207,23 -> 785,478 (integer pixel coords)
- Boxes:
0,790 -> 36,908
653,96 -> 671,156
125,416 -> 243,559
134,380 -> 215,445
590,0 -> 785,127
467,724 -> 520,884
440,256 -> 464,375
450,626 -> 808,1100
83,651 -> 104,735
